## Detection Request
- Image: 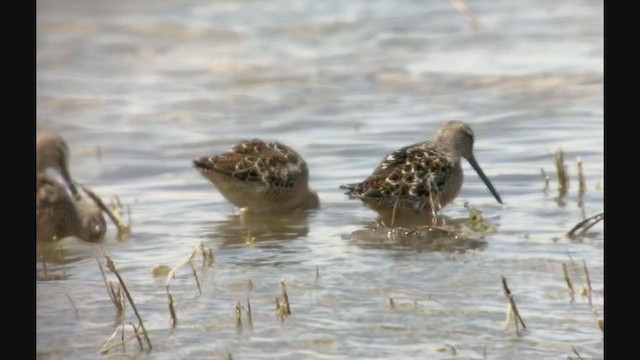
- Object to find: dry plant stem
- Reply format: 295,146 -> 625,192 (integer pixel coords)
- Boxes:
555,150 -> 568,196
512,303 -> 520,335
504,302 -> 512,330
577,157 -> 586,196
247,299 -> 253,329
280,280 -> 291,315
118,299 -> 126,349
576,158 -> 586,212
199,242 -> 215,266
166,241 -> 205,296
165,241 -> 209,327
562,263 -> 575,301
275,298 -> 285,322
99,322 -> 142,354
80,185 -> 127,237
168,294 -> 178,328
190,262 -> 202,296
97,257 -> 120,309
501,276 -> 526,330
540,168 -> 550,190
582,260 -> 593,306
115,321 -> 129,350
119,286 -> 126,326
316,266 -> 320,280
120,313 -> 125,346
65,293 -> 80,320
572,346 -> 583,360
100,325 -> 125,354
236,301 -> 242,330
567,212 -> 604,237
200,242 -> 207,267
110,282 -> 125,316
103,252 -> 152,350
131,323 -> 144,351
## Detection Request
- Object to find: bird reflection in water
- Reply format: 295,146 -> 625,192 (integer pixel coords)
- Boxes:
36,238 -> 100,281
348,205 -> 495,253
202,209 -> 316,248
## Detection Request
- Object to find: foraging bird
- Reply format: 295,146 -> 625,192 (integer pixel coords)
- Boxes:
193,139 -> 320,214
340,121 -> 502,217
36,132 -> 106,242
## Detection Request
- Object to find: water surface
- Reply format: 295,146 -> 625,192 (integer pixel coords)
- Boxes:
37,0 -> 603,358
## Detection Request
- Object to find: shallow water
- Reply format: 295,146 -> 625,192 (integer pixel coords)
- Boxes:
37,0 -> 603,359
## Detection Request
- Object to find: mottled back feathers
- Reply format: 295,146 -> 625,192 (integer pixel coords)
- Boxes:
340,121 -> 502,214
194,139 -> 308,190
193,139 -> 319,213
341,142 -> 459,212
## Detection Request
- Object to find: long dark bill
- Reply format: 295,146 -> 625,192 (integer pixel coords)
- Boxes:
60,165 -> 80,200
467,156 -> 503,204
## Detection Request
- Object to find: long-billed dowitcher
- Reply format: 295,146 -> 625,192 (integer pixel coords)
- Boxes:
340,121 -> 502,217
193,139 -> 320,214
36,132 -> 106,242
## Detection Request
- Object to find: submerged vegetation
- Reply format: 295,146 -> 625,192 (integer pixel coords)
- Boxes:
502,276 -> 526,336
543,149 -> 604,237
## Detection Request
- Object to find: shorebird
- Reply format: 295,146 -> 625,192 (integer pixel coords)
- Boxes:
340,121 -> 502,218
193,139 -> 320,214
36,132 -> 106,242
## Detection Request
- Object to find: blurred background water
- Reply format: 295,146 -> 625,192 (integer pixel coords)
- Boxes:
37,0 -> 603,358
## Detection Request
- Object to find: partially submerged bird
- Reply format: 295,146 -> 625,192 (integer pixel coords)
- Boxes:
36,174 -> 106,242
36,132 -> 106,242
340,121 -> 502,218
193,139 -> 320,214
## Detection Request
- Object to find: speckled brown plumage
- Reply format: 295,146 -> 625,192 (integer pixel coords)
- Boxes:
341,121 -> 502,216
193,139 -> 320,214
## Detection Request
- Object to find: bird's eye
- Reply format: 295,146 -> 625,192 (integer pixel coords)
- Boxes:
464,131 -> 473,141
